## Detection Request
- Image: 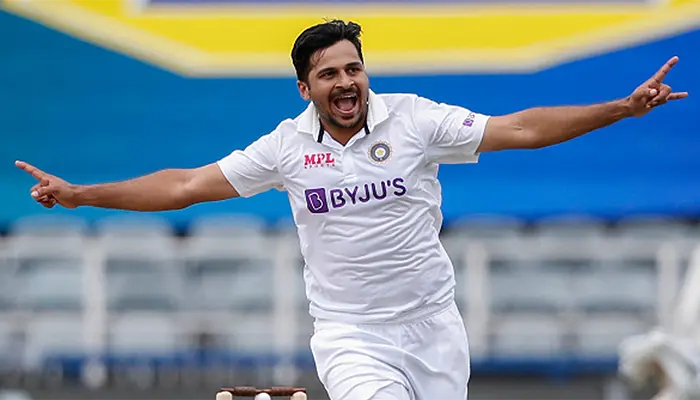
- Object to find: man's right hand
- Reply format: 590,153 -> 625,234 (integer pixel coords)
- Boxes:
15,160 -> 240,212
15,160 -> 78,209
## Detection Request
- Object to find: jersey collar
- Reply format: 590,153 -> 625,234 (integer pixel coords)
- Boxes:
296,89 -> 389,142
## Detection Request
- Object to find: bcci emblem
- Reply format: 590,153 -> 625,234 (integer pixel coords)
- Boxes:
368,141 -> 392,164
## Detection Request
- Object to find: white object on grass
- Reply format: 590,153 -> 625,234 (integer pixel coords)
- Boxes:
215,391 -> 233,400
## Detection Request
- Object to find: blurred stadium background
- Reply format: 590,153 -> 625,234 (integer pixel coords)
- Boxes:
1,0 -> 699,399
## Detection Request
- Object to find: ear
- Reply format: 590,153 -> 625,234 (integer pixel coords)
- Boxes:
297,80 -> 311,101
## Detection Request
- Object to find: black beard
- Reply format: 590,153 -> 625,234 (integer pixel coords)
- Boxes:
318,103 -> 366,131
327,114 -> 360,130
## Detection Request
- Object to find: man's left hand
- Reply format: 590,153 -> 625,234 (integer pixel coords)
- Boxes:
626,56 -> 689,117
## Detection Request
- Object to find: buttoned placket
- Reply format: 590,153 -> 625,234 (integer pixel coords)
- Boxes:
317,123 -> 371,184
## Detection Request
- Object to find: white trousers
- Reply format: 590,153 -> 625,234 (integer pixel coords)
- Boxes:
310,302 -> 470,400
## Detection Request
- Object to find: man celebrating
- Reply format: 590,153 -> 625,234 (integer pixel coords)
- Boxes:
16,19 -> 687,400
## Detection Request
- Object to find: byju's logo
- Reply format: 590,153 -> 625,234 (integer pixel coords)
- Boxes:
304,152 -> 336,169
462,112 -> 476,127
304,178 -> 407,214
305,188 -> 329,214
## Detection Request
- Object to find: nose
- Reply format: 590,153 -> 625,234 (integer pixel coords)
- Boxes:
336,71 -> 355,90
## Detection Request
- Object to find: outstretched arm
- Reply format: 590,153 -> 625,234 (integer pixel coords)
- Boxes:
15,161 -> 239,211
478,56 -> 689,152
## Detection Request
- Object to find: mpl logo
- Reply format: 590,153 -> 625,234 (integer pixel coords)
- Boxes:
304,152 -> 336,169
305,178 -> 407,214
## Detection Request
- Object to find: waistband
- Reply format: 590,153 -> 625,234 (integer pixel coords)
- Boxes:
313,299 -> 457,329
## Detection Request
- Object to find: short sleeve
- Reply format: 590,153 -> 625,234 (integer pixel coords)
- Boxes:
216,131 -> 283,198
412,96 -> 490,164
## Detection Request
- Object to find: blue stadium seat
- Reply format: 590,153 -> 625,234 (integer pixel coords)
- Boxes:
96,215 -> 184,312
490,312 -> 566,358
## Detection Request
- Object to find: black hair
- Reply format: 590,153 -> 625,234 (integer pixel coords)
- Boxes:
291,19 -> 364,82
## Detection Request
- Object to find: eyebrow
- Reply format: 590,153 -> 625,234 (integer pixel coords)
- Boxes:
316,62 -> 364,77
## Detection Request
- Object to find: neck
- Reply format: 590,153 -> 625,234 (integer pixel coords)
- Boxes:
321,119 -> 367,146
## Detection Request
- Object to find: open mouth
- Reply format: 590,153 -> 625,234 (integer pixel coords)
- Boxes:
331,92 -> 359,118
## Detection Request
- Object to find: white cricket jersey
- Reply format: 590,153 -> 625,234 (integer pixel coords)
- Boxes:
217,90 -> 490,323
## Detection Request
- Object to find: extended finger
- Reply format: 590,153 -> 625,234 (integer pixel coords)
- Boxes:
668,92 -> 689,101
650,56 -> 679,84
15,160 -> 47,181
